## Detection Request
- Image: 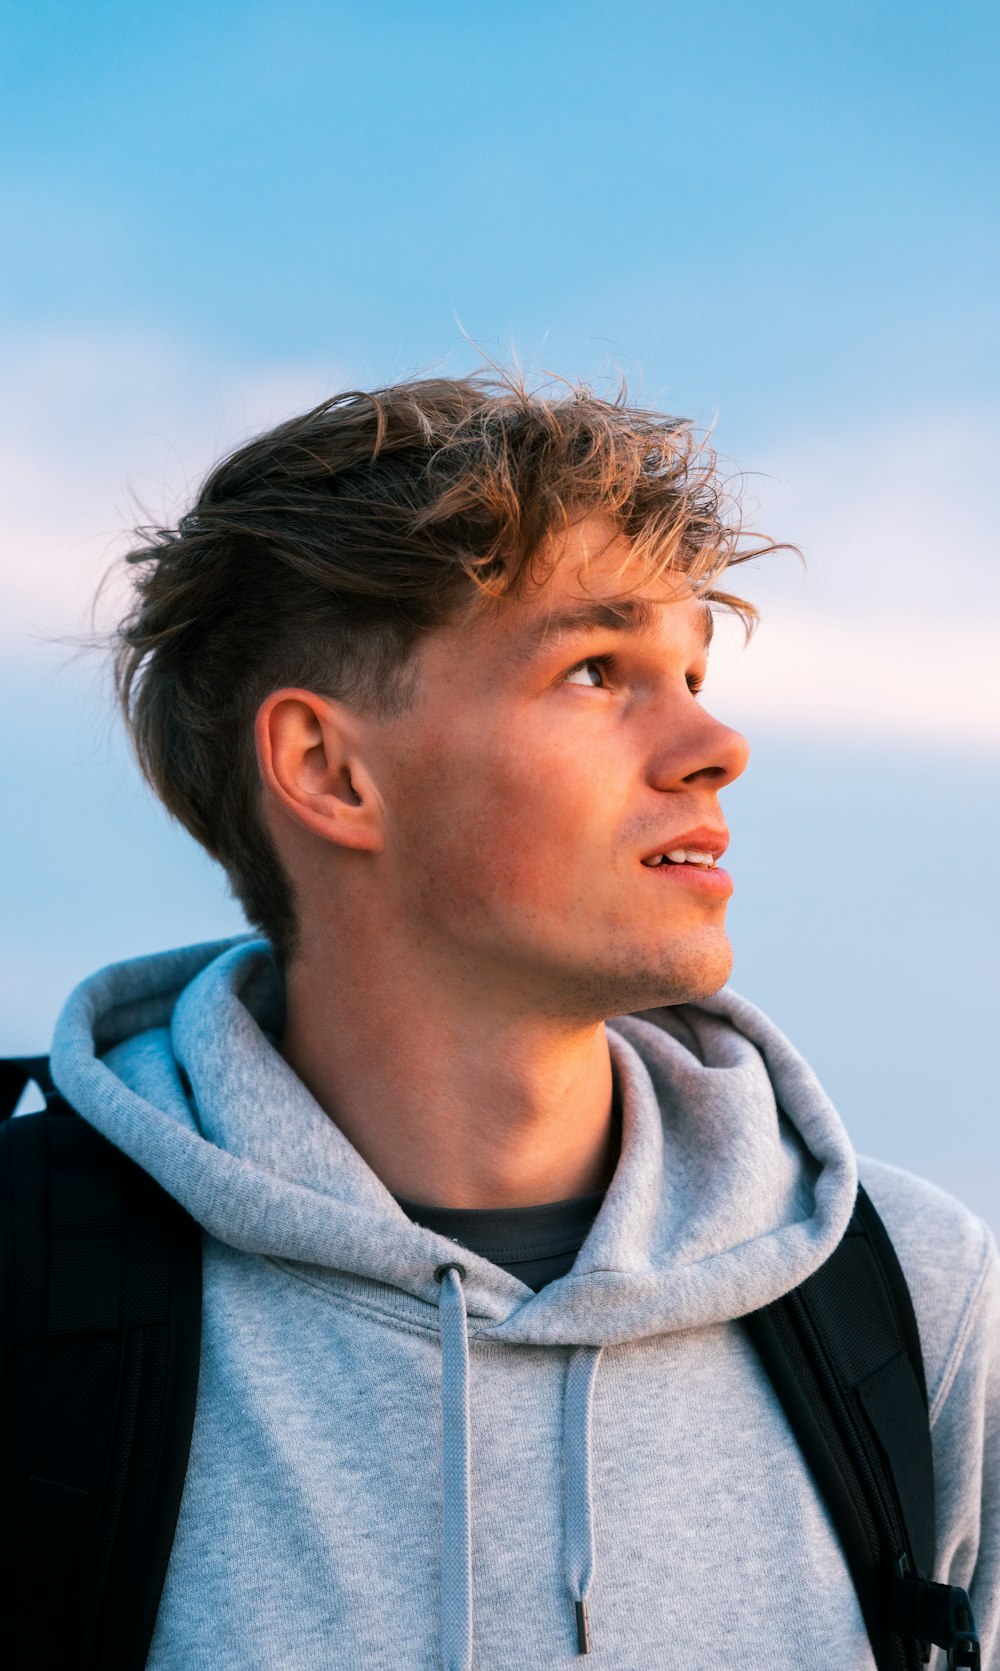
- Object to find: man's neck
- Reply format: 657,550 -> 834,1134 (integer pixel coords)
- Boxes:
279,947 -> 619,1210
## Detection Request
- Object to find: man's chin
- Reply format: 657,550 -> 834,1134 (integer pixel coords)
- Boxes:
620,938 -> 734,1013
553,937 -> 733,1024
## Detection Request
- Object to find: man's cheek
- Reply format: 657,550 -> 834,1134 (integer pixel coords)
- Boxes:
398,743 -> 585,902
436,819 -> 574,928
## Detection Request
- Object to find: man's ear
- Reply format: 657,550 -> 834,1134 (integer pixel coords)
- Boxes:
255,688 -> 384,853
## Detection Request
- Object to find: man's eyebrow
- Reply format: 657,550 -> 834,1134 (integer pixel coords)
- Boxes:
514,595 -> 714,662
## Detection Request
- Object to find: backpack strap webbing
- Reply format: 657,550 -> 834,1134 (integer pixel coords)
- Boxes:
0,1056 -> 202,1671
744,1182 -> 980,1671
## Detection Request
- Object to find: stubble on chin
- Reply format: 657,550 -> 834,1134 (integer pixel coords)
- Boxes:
546,933 -> 733,1025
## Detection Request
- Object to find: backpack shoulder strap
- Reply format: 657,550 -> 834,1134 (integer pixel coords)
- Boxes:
0,1056 -> 202,1671
744,1182 -> 979,1671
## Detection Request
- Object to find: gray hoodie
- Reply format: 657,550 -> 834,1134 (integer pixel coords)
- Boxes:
50,936 -> 1000,1669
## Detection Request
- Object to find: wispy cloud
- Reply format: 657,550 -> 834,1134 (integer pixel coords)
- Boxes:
707,414 -> 1000,749
708,608 -> 998,748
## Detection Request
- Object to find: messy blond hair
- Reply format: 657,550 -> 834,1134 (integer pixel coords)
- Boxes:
114,370 -> 777,954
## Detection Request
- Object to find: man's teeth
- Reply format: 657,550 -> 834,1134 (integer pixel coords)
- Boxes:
643,850 -> 717,868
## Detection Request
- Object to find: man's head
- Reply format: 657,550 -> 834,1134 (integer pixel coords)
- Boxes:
115,371 -> 773,1012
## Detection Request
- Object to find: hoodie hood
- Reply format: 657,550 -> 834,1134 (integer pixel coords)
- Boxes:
50,935 -> 858,1347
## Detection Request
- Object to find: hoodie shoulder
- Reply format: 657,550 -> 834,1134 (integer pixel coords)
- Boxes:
856,1154 -> 996,1417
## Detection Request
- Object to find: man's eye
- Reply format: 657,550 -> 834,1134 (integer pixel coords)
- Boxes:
561,657 -> 706,694
563,655 -> 615,688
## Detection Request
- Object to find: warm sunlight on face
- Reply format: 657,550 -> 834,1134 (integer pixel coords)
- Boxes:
371,516 -> 750,1022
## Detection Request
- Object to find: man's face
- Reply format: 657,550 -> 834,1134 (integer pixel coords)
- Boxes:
371,516 -> 750,1022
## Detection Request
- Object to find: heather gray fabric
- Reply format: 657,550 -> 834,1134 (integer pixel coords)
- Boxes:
50,936 -> 1000,1669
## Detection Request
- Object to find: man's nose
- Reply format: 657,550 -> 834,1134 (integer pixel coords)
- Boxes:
679,709 -> 750,790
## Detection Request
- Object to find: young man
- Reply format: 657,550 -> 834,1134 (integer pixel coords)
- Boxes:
40,376 -> 999,1666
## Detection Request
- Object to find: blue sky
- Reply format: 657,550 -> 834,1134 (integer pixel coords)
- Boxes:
2,1 -> 998,1226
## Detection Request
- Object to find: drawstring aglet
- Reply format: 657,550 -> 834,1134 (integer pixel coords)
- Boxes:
575,1599 -> 591,1654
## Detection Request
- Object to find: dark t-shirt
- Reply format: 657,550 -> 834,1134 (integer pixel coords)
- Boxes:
395,1189 -> 606,1291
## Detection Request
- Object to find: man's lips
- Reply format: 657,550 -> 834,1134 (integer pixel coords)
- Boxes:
637,825 -> 732,897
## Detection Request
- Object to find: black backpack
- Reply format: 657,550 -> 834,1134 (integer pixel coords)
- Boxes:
0,1057 -> 981,1670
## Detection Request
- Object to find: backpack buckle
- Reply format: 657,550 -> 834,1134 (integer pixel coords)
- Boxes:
894,1554 -> 980,1670
943,1592 -> 980,1670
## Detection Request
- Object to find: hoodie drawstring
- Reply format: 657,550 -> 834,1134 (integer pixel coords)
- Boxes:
435,1266 -> 604,1668
563,1346 -> 603,1653
436,1263 -> 473,1671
